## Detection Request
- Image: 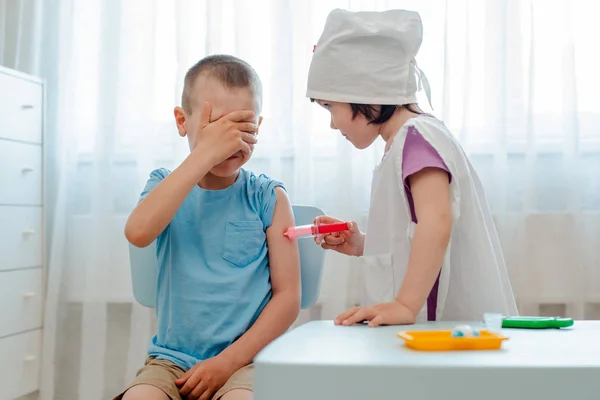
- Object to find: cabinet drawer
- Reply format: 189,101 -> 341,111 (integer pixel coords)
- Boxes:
0,207 -> 42,272
0,140 -> 42,205
0,330 -> 42,400
0,268 -> 43,338
0,73 -> 43,144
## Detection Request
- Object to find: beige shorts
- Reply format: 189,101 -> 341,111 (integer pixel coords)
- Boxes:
113,357 -> 253,400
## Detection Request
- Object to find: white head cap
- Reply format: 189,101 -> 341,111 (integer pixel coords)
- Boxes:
306,9 -> 431,107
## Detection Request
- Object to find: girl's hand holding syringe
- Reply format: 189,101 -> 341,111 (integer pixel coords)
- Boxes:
284,216 -> 365,257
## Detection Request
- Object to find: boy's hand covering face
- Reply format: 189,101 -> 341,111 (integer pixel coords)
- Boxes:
191,101 -> 259,167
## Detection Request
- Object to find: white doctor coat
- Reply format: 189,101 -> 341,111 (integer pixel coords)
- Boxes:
360,116 -> 518,321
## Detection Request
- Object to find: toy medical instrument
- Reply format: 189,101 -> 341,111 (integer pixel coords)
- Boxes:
284,221 -> 350,239
451,325 -> 480,337
502,316 -> 574,329
397,328 -> 508,351
397,313 -> 511,351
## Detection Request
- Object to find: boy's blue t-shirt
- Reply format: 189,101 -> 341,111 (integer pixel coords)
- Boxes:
139,168 -> 283,370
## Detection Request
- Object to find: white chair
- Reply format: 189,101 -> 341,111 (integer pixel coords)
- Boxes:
129,205 -> 326,309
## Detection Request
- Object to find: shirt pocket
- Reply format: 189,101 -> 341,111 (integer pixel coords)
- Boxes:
361,253 -> 395,305
222,220 -> 266,267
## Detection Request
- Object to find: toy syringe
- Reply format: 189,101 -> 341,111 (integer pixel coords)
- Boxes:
283,221 -> 350,239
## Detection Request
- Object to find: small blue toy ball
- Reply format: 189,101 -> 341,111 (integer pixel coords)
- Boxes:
451,324 -> 481,337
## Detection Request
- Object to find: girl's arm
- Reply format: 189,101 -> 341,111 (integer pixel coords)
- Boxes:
334,166 -> 451,327
395,167 -> 452,317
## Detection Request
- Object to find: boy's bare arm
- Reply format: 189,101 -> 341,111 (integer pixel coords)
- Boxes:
220,187 -> 301,368
124,151 -> 214,247
124,105 -> 257,248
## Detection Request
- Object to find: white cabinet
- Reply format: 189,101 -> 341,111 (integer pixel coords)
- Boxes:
0,141 -> 43,205
0,72 -> 43,144
0,268 -> 44,338
0,66 -> 45,400
0,207 -> 43,271
0,330 -> 42,400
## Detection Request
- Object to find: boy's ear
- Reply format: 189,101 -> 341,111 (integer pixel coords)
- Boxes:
174,106 -> 187,137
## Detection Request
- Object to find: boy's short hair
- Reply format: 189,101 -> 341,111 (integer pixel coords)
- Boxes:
182,54 -> 263,113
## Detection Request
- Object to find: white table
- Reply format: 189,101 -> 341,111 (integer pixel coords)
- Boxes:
254,320 -> 600,400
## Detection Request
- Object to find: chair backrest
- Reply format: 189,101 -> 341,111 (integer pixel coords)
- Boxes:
129,205 -> 326,309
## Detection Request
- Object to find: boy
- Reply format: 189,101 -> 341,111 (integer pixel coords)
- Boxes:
116,55 -> 301,400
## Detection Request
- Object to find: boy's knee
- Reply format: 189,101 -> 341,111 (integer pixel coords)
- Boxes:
220,388 -> 253,400
122,384 -> 170,400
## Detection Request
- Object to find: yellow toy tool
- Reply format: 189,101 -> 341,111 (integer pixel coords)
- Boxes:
397,326 -> 508,351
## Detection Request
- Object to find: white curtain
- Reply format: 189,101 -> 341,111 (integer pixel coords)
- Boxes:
2,0 -> 600,399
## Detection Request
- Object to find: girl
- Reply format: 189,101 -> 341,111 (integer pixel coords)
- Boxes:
307,9 -> 518,326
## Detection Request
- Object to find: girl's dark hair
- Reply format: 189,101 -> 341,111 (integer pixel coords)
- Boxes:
350,103 -> 423,125
310,98 -> 423,125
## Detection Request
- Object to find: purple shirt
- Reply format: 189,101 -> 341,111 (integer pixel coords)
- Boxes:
401,123 -> 451,321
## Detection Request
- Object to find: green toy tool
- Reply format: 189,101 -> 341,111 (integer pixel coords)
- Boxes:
502,316 -> 574,329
